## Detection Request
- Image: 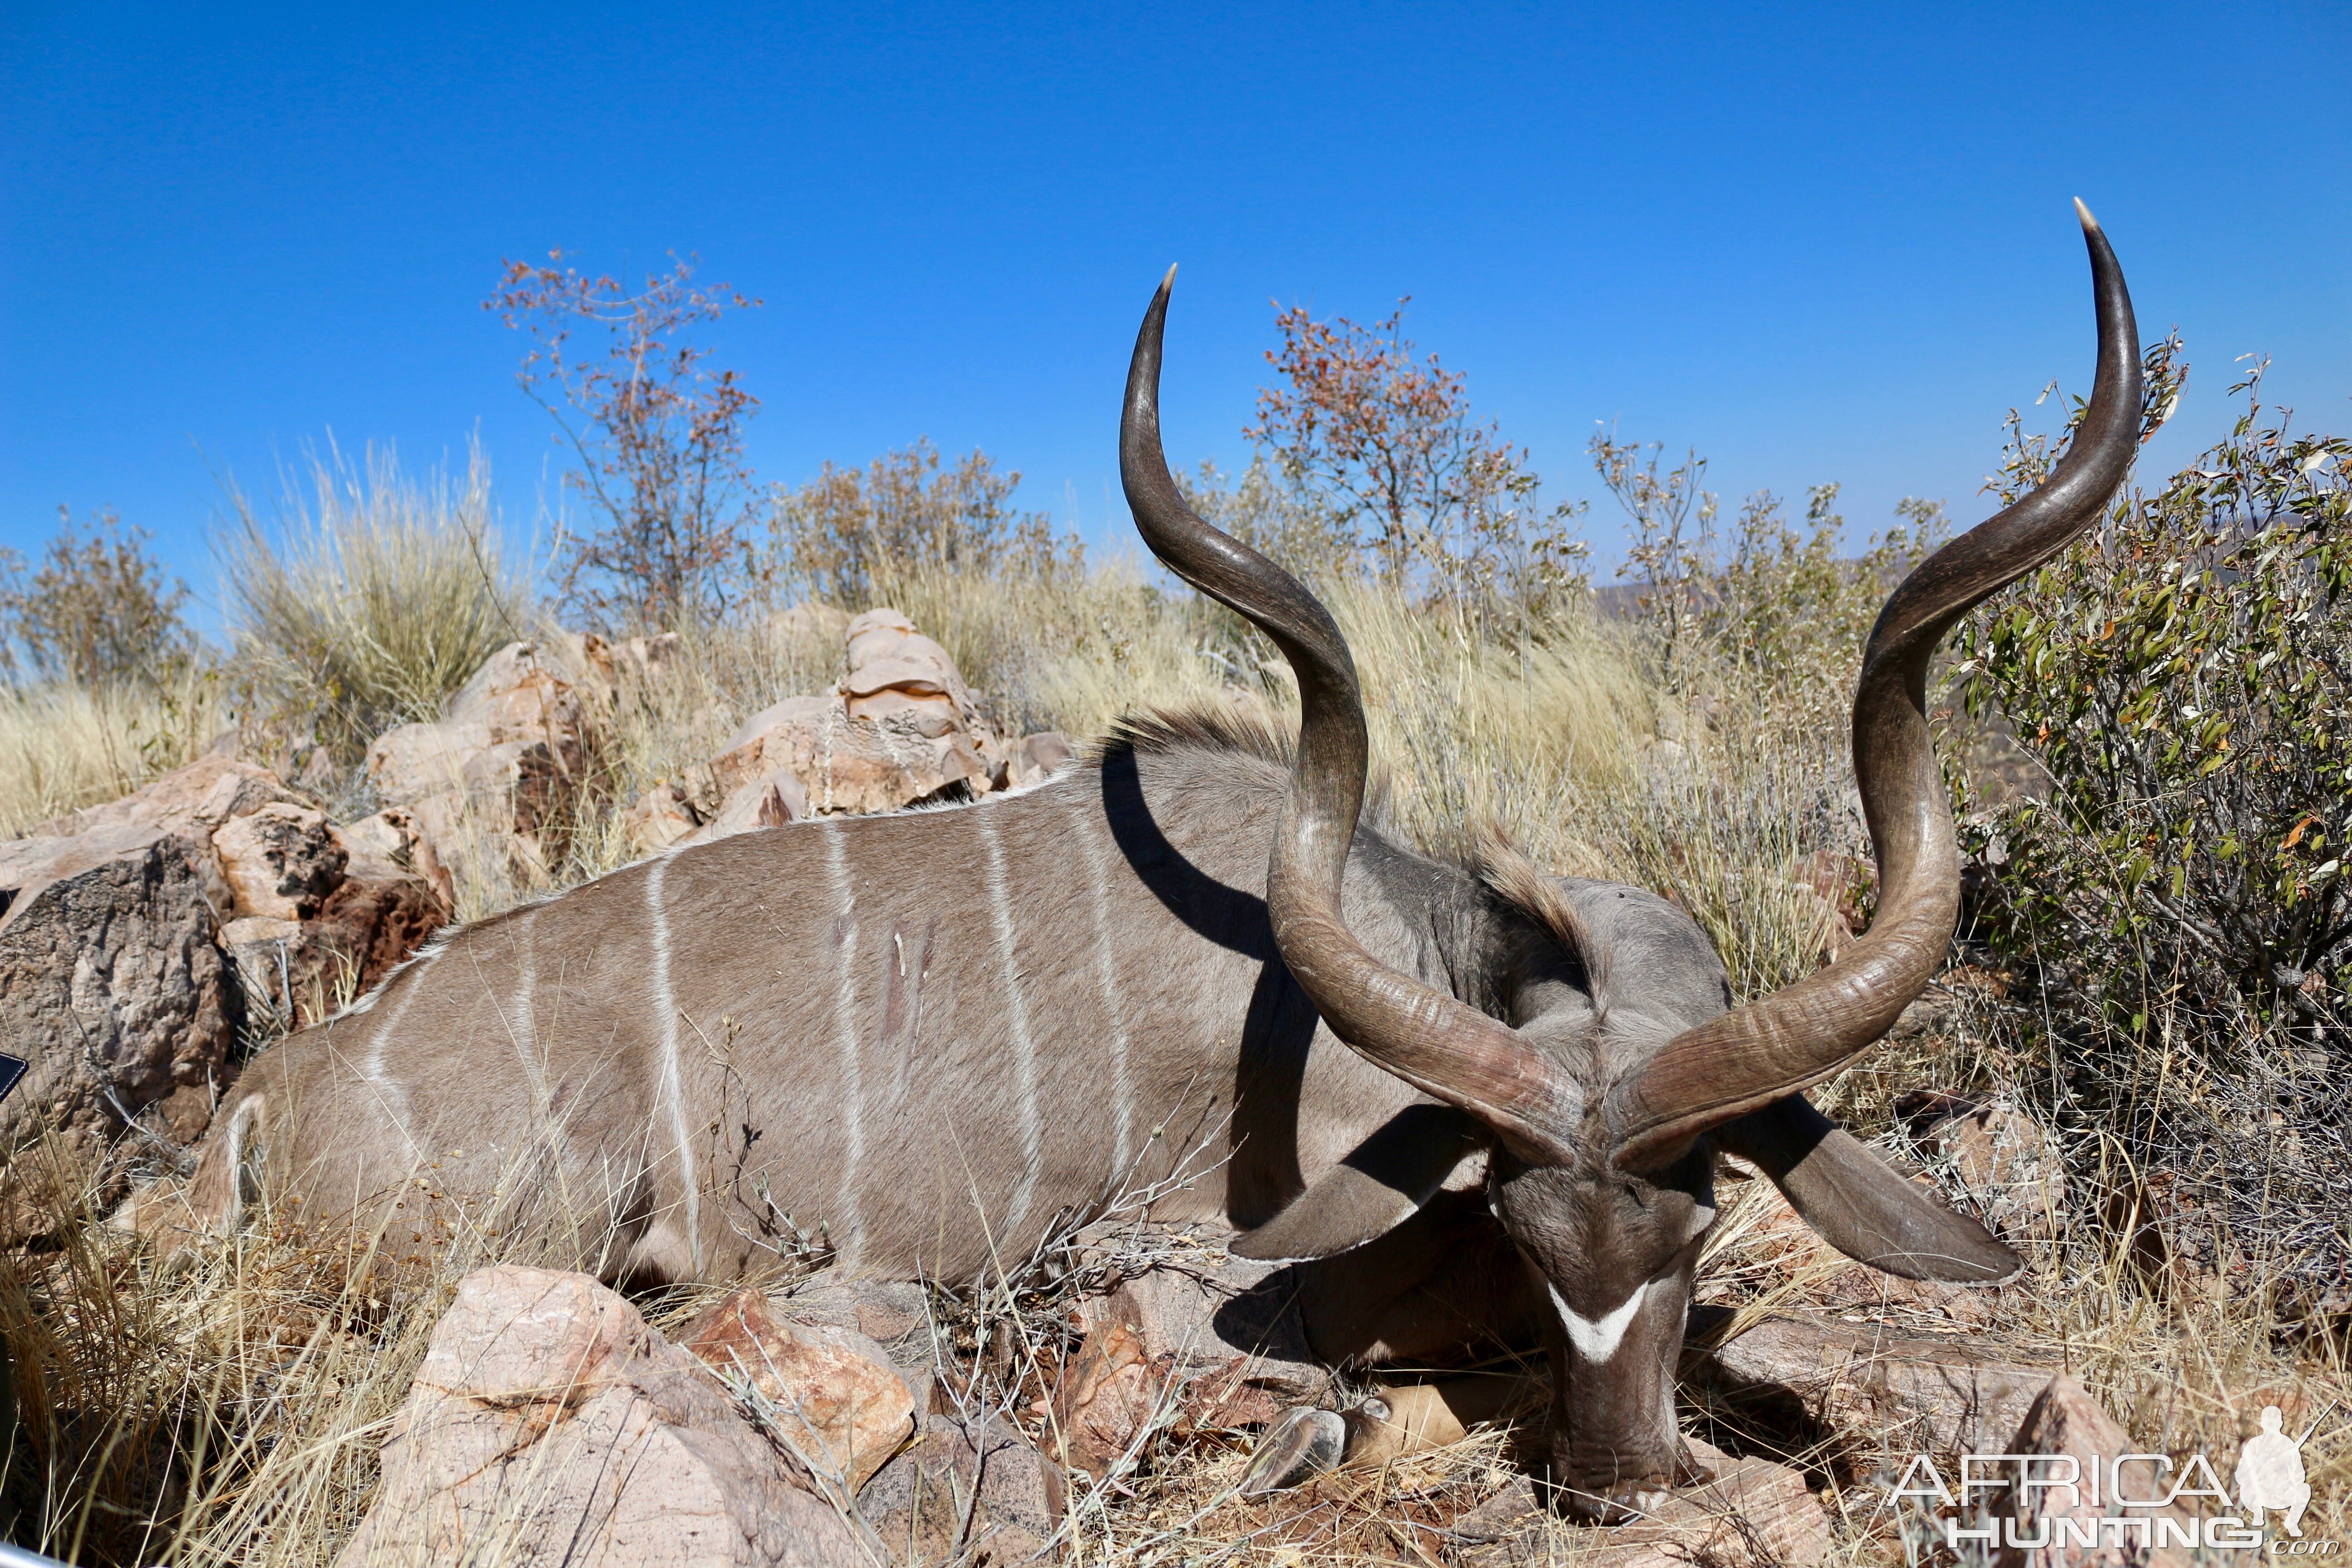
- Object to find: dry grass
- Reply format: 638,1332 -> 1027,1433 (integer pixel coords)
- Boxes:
0,664 -> 231,838
2,554 -> 2345,1562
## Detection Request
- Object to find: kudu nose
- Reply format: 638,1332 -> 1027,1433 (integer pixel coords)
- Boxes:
1551,1440 -> 1713,1524
1556,1475 -> 1674,1525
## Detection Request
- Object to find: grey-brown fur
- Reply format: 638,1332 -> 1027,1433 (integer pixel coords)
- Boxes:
190,712 -> 1641,1290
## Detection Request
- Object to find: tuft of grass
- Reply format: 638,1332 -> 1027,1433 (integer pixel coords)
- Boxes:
0,663 -> 230,838
218,438 -> 537,772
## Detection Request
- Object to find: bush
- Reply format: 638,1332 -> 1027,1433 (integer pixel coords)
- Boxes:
1953,343 -> 2352,1294
0,508 -> 197,689
1593,429 -> 1949,731
219,440 -> 536,768
769,438 -> 1078,608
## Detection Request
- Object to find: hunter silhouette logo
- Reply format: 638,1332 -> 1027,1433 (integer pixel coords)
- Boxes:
2239,1405 -> 2318,1539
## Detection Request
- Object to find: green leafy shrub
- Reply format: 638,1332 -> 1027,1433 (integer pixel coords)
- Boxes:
1953,343 -> 2352,1296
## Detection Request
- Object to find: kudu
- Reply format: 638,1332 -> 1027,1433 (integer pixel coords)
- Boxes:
164,204 -> 2139,1519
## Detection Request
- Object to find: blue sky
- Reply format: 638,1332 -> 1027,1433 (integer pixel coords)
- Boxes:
5,2 -> 2348,631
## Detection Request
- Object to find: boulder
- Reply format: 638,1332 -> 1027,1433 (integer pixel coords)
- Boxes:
623,780 -> 706,857
679,766 -> 808,849
32,753 -> 311,847
1049,1319 -> 1161,1478
337,805 -> 454,909
1459,1436 -> 1830,1568
366,639 -> 608,892
778,1275 -> 934,1351
1003,731 -> 1074,790
707,694 -> 973,821
220,865 -> 446,1029
1090,1249 -> 1329,1403
340,1266 -> 865,1568
0,827 -> 235,1148
1901,1091 -> 2070,1246
856,1409 -> 1057,1566
676,1289 -> 918,1494
1988,1376 -> 2208,1568
211,801 -> 346,920
1688,1306 -> 2061,1459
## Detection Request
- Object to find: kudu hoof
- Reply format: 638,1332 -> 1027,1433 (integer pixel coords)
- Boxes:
1239,1407 -> 1346,1495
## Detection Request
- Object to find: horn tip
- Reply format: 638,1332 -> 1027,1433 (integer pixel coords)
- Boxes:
1161,263 -> 1179,291
2072,196 -> 2101,234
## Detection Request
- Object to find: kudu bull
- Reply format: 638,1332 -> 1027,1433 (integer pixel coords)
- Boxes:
163,205 -> 2140,1518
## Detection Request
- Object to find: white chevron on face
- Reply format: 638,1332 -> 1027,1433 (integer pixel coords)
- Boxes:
1550,1280 -> 1649,1363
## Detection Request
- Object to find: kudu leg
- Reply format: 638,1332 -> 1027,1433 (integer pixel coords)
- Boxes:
1242,1191 -> 1550,1493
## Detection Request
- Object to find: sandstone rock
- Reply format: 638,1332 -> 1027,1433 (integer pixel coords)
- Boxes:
0,827 -> 235,1148
1050,1319 -> 1161,1478
679,766 -> 808,849
33,754 -> 310,845
1460,1436 -> 1831,1568
1988,1376 -> 2206,1568
221,862 -> 446,1029
1902,1091 -> 2070,1246
677,1288 -> 918,1493
780,1275 -> 934,1350
341,1266 -> 864,1568
623,780 -> 705,857
856,1410 -> 1056,1566
1003,731 -> 1074,790
212,801 -> 346,920
1090,1246 -> 1329,1403
710,693 -> 978,819
336,805 -> 454,909
366,639 -> 608,891
1689,1306 -> 2060,1458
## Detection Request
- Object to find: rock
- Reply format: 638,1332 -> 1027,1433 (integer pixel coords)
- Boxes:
1689,1306 -> 2060,1458
211,801 -> 347,920
710,694 -> 977,819
1459,1437 -> 1830,1567
32,754 -> 311,846
340,1266 -> 865,1568
1901,1091 -> 2070,1246
1050,1319 -> 1161,1478
366,639 -> 608,892
678,766 -> 808,849
779,1275 -> 934,1351
856,1410 -> 1056,1566
676,1288 -> 918,1494
0,827 -> 235,1149
624,781 -> 706,857
1988,1376 -> 2207,1568
222,864 -> 447,1029
1091,1245 -> 1329,1403
336,806 -> 454,910
1003,731 -> 1074,790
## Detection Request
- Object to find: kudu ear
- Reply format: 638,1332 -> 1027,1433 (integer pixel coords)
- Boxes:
1716,1094 -> 2021,1284
1231,1104 -> 1488,1262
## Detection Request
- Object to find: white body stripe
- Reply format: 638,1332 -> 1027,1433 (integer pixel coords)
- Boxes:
1551,1280 -> 1650,1363
357,949 -> 426,1156
1073,810 -> 1135,1172
823,822 -> 867,1257
980,815 -> 1042,1234
644,858 -> 700,1272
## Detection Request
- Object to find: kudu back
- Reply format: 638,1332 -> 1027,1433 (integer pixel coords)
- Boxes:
167,205 -> 2142,1518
